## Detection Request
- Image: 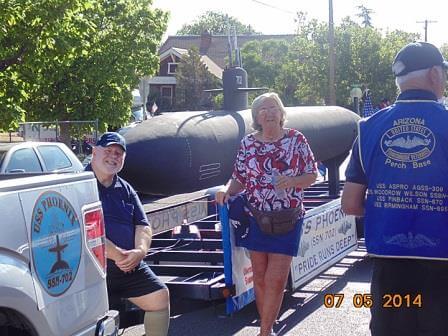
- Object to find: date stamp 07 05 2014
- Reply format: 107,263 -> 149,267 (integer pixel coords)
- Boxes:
323,293 -> 422,309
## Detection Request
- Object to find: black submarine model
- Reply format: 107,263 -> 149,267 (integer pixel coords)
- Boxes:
120,35 -> 360,197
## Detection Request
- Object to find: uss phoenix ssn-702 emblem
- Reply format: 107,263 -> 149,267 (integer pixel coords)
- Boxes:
31,191 -> 82,297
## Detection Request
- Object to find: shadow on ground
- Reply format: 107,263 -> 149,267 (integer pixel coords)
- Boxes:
164,255 -> 372,336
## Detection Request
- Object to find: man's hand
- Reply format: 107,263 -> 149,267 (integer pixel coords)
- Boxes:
114,225 -> 152,273
115,248 -> 146,273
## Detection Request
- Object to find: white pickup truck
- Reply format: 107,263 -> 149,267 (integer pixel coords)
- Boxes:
0,172 -> 119,336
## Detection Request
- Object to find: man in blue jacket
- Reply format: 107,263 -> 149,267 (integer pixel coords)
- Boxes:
342,42 -> 448,336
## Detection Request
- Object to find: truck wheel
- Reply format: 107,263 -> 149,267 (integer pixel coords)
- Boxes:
0,309 -> 35,336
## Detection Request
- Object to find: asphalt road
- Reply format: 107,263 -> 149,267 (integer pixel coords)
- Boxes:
121,241 -> 372,336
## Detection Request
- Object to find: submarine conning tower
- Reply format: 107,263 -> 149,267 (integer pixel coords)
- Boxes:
223,67 -> 248,112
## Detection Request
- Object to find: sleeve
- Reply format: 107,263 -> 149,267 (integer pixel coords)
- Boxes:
129,185 -> 150,227
344,137 -> 367,185
231,138 -> 247,186
297,134 -> 317,174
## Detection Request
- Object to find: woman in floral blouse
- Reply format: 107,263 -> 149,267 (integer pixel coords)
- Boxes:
216,92 -> 317,336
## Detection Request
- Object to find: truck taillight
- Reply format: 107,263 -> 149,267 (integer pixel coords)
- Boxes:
84,207 -> 106,274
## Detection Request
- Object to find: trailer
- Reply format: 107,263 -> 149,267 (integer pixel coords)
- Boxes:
137,180 -> 358,315
110,170 -> 361,328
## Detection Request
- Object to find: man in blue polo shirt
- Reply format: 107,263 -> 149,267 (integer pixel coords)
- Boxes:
342,42 -> 448,336
87,132 -> 169,336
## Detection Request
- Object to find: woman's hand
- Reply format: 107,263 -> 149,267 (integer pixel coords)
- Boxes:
275,175 -> 296,190
215,179 -> 244,205
215,188 -> 230,205
276,173 -> 317,190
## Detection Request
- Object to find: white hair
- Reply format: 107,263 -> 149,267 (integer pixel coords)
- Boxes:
395,68 -> 431,88
251,92 -> 287,131
395,66 -> 444,89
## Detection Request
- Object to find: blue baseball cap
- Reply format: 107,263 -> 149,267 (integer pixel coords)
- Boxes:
392,41 -> 448,77
96,132 -> 126,152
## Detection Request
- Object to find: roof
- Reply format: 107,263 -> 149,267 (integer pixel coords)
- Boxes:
199,55 -> 222,79
159,47 -> 188,60
159,34 -> 296,69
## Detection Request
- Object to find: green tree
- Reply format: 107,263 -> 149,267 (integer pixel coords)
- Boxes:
239,12 -> 417,108
290,16 -> 417,108
0,0 -> 91,131
0,0 -> 167,140
356,5 -> 374,28
440,43 -> 448,60
176,11 -> 259,35
296,19 -> 327,104
242,40 -> 290,87
175,47 -> 221,111
241,39 -> 301,105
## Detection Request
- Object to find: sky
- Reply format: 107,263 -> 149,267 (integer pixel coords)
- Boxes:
152,0 -> 448,47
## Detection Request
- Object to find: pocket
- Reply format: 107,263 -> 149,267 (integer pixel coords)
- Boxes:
122,201 -> 134,216
107,201 -> 134,224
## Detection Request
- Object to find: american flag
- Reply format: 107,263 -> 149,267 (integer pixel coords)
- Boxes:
362,92 -> 375,117
146,102 -> 158,118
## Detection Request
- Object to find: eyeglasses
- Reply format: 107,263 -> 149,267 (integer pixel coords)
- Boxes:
258,106 -> 280,114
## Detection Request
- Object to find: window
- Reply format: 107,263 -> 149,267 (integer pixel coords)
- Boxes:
161,86 -> 172,97
167,62 -> 178,74
0,150 -> 6,167
37,145 -> 72,171
6,148 -> 42,173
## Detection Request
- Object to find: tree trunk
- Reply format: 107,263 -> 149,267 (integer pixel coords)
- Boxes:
58,122 -> 72,148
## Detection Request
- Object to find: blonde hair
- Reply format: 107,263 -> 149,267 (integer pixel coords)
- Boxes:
251,92 -> 287,131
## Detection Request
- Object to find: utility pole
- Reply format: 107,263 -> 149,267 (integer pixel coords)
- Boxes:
416,19 -> 437,42
328,0 -> 336,105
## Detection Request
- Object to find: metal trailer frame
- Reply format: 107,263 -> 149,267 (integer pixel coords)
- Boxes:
144,181 -> 343,302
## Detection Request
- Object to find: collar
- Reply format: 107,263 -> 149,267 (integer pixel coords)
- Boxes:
396,89 -> 438,101
85,163 -> 120,190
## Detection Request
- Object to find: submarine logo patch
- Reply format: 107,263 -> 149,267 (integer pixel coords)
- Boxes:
380,124 -> 435,164
31,191 -> 82,297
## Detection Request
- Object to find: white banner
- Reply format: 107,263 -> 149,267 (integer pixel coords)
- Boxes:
290,198 -> 357,290
221,204 -> 255,314
20,123 -> 97,144
229,217 -> 254,305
